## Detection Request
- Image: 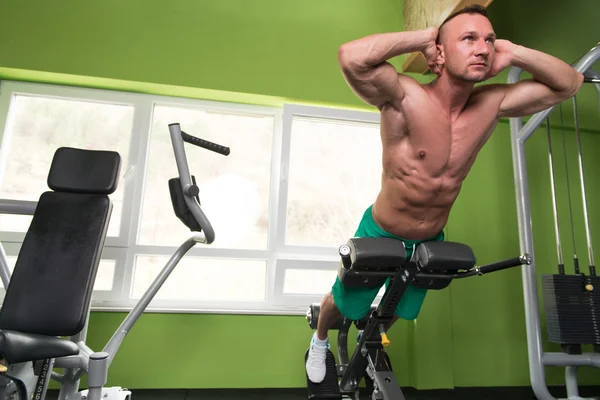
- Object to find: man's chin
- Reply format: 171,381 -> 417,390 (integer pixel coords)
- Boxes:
444,69 -> 489,83
462,72 -> 488,83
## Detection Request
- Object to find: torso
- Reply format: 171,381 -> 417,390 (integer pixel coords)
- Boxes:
372,79 -> 502,240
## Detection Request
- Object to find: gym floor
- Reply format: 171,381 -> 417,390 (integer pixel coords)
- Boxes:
45,387 -> 600,399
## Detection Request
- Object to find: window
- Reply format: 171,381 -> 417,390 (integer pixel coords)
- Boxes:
138,104 -> 274,250
284,268 -> 338,295
0,92 -> 134,239
131,256 -> 267,301
285,114 -> 382,247
0,82 -> 382,315
273,105 -> 382,311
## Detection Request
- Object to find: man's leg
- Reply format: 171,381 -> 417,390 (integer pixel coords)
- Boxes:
315,291 -> 341,341
306,204 -> 383,383
392,234 -> 444,321
305,291 -> 340,383
306,277 -> 380,383
393,285 -> 428,320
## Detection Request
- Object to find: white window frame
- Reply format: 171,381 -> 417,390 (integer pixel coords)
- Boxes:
272,104 -> 381,313
0,81 -> 382,315
0,80 -> 146,249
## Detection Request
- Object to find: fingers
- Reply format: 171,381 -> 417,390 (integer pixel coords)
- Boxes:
427,26 -> 439,41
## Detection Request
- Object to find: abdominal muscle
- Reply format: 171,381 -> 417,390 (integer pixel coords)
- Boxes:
372,176 -> 460,241
367,83 -> 498,241
371,138 -> 468,241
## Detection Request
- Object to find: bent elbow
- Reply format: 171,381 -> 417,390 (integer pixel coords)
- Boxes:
561,70 -> 584,99
569,71 -> 585,96
338,42 -> 368,74
338,44 -> 354,71
553,71 -> 583,103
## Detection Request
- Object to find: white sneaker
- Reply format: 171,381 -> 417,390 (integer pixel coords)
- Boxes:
306,333 -> 328,383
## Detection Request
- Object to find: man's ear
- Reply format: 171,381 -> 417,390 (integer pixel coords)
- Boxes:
436,44 -> 445,67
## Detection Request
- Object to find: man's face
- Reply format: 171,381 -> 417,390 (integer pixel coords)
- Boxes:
438,13 -> 496,82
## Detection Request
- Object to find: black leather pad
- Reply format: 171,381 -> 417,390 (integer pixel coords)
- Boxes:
348,237 -> 407,269
0,331 -> 79,364
48,147 -> 121,194
413,241 -> 476,271
0,192 -> 110,336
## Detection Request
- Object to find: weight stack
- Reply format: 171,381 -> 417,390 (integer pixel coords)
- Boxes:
542,274 -> 600,345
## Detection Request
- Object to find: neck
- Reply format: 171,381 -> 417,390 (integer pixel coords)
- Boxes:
428,73 -> 474,121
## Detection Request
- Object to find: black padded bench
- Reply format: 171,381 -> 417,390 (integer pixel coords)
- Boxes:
0,147 -> 121,366
306,235 -> 528,400
338,237 -> 477,291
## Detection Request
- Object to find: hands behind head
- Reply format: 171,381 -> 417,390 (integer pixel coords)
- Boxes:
422,27 -> 441,75
421,27 -> 516,80
485,39 -> 516,79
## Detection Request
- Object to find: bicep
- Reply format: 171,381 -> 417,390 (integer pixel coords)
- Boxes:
340,61 -> 405,109
498,79 -> 570,118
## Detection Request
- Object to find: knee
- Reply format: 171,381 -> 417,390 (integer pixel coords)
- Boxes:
321,291 -> 334,307
321,291 -> 340,311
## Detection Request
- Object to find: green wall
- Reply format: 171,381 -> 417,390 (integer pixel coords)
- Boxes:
487,0 -> 600,132
0,0 -> 406,109
0,0 -> 599,392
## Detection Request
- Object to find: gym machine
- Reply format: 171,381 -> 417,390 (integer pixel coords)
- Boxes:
305,237 -> 530,399
0,123 -> 229,400
508,43 -> 600,400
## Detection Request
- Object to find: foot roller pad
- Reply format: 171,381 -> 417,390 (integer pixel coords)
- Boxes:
305,349 -> 342,399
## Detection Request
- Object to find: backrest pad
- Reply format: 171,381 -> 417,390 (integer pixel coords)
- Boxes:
0,192 -> 111,336
0,147 -> 120,336
48,147 -> 121,194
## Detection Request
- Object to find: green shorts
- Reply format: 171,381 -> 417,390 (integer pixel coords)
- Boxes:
331,205 -> 444,321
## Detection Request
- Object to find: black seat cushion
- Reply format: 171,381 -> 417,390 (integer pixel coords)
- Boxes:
348,237 -> 407,269
413,241 -> 476,271
0,331 -> 79,364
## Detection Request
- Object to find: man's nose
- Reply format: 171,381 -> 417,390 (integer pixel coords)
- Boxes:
474,40 -> 489,56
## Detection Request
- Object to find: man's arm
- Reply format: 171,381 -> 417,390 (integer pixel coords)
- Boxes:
338,28 -> 438,110
497,43 -> 584,118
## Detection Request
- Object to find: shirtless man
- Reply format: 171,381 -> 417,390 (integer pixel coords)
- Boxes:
306,4 -> 583,383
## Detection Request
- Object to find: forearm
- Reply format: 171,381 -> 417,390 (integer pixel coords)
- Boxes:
338,29 -> 436,72
511,45 -> 584,95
